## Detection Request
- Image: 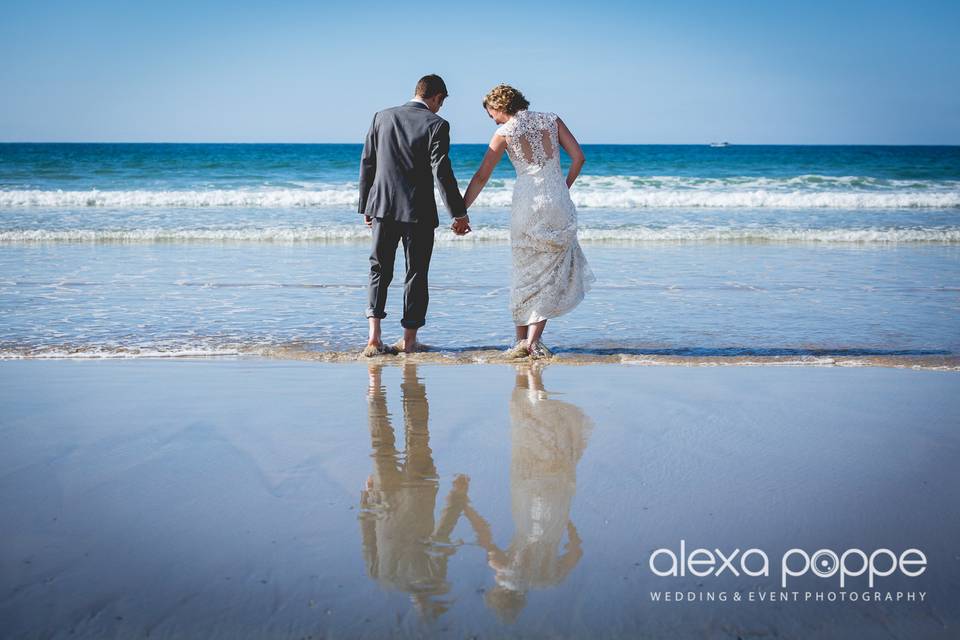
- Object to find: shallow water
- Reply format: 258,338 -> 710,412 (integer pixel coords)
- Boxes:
2,144 -> 958,362
1,242 -> 957,361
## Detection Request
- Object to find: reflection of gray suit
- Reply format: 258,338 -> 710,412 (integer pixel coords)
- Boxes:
359,101 -> 467,330
359,366 -> 468,620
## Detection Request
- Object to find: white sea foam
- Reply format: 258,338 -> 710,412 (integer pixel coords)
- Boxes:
0,188 -> 359,208
1,175 -> 958,209
2,225 -> 958,244
0,347 -> 243,359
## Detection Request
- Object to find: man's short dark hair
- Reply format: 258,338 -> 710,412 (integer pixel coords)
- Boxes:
415,74 -> 448,100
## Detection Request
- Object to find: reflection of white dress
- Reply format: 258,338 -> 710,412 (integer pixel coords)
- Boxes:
496,110 -> 595,325
495,384 -> 593,591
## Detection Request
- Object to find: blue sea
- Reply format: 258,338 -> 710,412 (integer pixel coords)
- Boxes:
1,143 -> 958,361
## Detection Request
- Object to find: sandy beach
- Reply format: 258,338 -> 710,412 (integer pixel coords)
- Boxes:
1,358 -> 958,639
3,1 -> 959,638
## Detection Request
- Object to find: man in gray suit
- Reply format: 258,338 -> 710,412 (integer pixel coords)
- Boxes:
359,74 -> 470,356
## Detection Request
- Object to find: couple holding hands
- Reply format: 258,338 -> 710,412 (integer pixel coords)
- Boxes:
360,74 -> 594,359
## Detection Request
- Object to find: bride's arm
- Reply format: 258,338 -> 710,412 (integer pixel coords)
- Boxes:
463,135 -> 507,209
557,117 -> 585,188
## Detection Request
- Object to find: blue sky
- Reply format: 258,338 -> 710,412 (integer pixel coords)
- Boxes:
1,0 -> 958,144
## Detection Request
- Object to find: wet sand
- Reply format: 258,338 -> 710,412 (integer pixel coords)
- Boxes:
260,345 -> 960,371
1,360 -> 959,638
11,344 -> 957,371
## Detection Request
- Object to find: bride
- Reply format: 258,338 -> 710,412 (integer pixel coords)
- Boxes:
463,84 -> 595,358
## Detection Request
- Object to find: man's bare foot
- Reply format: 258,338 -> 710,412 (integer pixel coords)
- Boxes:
361,341 -> 395,357
391,338 -> 429,354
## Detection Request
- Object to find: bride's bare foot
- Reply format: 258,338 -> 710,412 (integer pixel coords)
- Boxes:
529,341 -> 554,359
504,341 -> 530,359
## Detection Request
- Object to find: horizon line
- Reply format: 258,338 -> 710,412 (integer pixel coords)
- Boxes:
2,141 -> 959,147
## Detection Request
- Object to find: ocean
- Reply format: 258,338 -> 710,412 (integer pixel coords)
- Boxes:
1,143 -> 958,362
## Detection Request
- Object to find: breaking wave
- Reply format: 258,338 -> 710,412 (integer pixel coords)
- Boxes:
2,225 -> 958,244
2,175 -> 959,209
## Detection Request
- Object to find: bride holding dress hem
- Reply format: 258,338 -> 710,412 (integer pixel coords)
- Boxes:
463,84 -> 595,359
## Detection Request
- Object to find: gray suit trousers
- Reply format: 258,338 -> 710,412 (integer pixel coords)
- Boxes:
366,218 -> 435,330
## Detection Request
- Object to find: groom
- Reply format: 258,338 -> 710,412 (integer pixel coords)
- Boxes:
359,74 -> 471,356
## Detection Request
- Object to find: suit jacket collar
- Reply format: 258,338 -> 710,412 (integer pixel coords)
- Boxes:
405,100 -> 430,110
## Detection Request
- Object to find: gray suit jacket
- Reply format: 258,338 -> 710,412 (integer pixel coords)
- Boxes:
358,101 -> 467,227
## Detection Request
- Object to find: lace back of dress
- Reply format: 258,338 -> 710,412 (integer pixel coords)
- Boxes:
503,111 -> 559,171
516,126 -> 555,165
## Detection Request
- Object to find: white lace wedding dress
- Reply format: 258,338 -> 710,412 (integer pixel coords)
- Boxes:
496,110 -> 595,325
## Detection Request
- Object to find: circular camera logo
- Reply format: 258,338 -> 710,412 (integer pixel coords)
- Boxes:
811,550 -> 839,577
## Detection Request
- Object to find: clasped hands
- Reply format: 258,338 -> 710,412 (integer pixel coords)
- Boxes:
363,214 -> 471,235
451,214 -> 471,236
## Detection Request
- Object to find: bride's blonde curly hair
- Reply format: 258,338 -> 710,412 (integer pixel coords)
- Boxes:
483,84 -> 530,115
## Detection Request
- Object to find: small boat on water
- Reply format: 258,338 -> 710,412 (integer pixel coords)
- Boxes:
709,141 -> 731,148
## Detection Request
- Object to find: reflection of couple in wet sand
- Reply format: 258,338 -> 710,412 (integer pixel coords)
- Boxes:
359,364 -> 592,621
